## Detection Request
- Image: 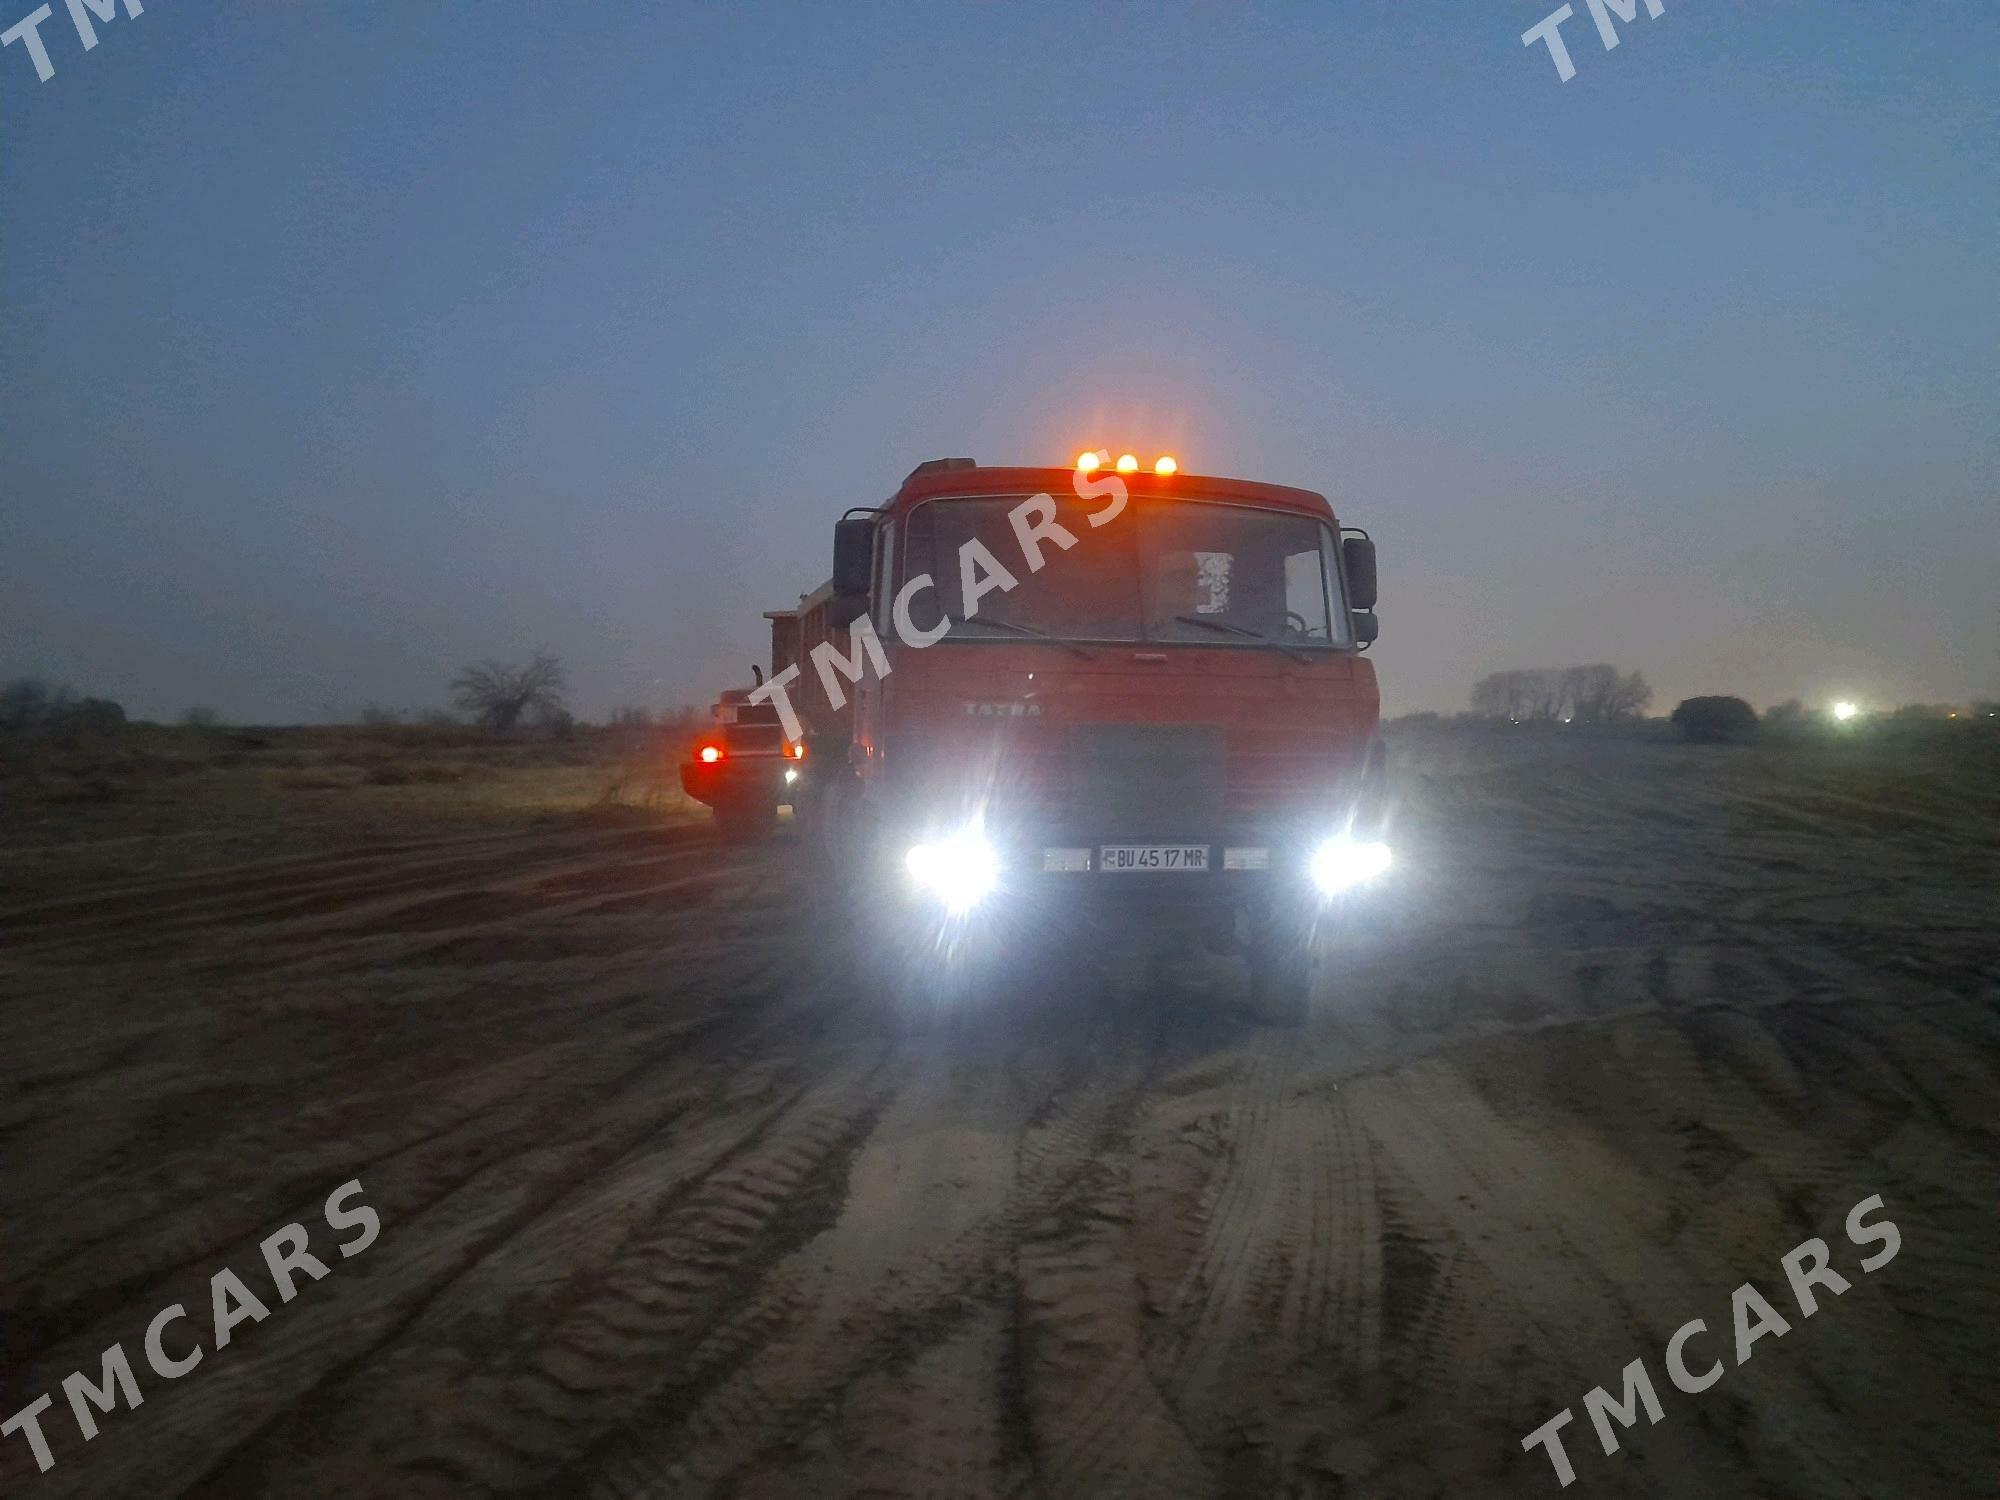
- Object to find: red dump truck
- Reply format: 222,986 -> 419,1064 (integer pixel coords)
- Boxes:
761,453 -> 1387,1018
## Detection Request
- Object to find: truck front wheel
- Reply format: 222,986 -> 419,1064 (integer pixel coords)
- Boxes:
1243,909 -> 1314,1025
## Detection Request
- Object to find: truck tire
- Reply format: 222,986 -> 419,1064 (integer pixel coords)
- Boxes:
714,796 -> 775,844
1244,912 -> 1314,1026
843,852 -> 985,1025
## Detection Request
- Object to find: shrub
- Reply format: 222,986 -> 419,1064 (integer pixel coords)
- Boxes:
0,678 -> 74,732
0,682 -> 130,737
66,698 -> 127,734
0,681 -> 130,738
1671,696 -> 1759,744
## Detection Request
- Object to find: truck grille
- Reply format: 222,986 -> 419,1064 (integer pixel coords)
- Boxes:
726,724 -> 783,753
1072,724 -> 1224,836
896,721 -> 1345,834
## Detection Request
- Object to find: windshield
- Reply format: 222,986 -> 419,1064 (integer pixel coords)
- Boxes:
900,495 -> 1343,647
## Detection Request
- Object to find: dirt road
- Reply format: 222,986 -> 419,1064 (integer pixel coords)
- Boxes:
2,730 -> 1995,1498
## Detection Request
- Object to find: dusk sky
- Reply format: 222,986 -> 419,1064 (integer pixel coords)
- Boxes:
3,1 -> 1994,722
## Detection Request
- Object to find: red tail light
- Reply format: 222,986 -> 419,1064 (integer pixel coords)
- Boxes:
698,744 -> 723,764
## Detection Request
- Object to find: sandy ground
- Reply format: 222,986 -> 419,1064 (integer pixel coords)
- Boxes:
1,726 -> 1995,1499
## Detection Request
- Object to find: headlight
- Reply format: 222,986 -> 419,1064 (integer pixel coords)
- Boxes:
905,833 -> 999,913
1309,837 -> 1391,897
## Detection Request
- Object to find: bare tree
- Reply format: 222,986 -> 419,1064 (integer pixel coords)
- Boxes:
451,653 -> 567,732
1563,664 -> 1616,721
1605,670 -> 1651,720
1471,670 -> 1530,720
1522,668 -> 1567,722
1473,664 -> 1649,723
1565,664 -> 1651,722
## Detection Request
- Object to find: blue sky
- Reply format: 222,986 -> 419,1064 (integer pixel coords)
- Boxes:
2,1 -> 1994,719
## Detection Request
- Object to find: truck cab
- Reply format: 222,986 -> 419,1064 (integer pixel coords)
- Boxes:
771,455 -> 1388,1016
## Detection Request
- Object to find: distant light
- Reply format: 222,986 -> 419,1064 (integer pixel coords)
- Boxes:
1832,701 -> 1858,722
1154,455 -> 1178,475
1115,453 -> 1139,474
1076,450 -> 1101,474
784,768 -> 799,784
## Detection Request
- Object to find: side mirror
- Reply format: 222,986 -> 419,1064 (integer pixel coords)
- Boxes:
826,593 -> 869,629
1351,609 -> 1380,645
832,517 -> 874,599
1342,536 -> 1378,611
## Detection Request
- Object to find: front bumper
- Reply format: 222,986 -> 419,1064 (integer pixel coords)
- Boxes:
679,757 -> 796,809
882,824 -> 1389,917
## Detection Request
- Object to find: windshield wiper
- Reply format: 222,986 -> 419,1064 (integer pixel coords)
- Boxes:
946,613 -> 1094,659
1171,614 -> 1314,665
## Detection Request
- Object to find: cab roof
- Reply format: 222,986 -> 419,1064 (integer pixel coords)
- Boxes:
884,463 -> 1337,522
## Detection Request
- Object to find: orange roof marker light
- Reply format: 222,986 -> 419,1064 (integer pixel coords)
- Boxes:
1115,453 -> 1140,474
1154,455 -> 1178,476
1076,450 -> 1102,474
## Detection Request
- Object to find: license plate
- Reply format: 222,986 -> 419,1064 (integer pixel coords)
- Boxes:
1099,844 -> 1209,872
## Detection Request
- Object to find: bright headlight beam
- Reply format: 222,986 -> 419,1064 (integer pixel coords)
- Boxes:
1309,837 -> 1391,897
904,833 -> 999,913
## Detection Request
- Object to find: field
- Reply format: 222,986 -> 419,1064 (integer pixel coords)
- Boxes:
1,725 -> 1995,1498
